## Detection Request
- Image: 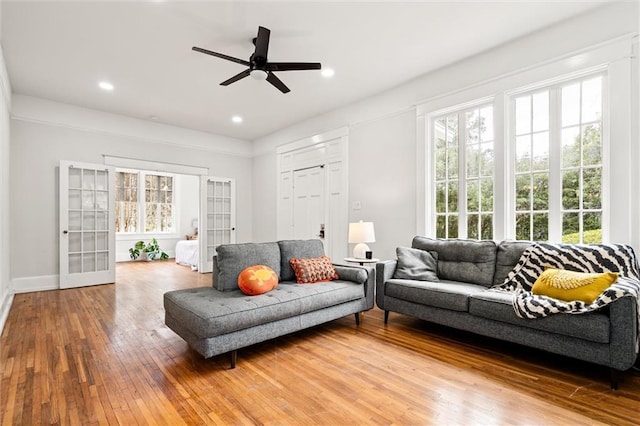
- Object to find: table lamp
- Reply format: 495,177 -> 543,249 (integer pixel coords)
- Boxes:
348,221 -> 375,259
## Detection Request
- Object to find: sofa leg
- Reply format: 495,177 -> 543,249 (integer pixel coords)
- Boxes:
230,350 -> 237,369
384,310 -> 389,324
354,312 -> 361,326
610,368 -> 618,390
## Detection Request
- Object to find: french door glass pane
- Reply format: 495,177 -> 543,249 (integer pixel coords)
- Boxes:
67,166 -> 111,275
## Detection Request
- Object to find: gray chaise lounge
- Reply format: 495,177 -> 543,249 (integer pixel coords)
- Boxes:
376,237 -> 639,388
164,239 -> 374,367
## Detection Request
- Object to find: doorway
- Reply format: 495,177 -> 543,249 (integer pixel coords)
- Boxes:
276,128 -> 349,260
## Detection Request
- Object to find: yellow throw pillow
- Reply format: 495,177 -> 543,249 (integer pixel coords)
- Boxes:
531,268 -> 618,304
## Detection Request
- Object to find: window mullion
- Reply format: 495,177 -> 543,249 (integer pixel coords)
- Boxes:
548,88 -> 562,241
139,172 -> 145,234
458,112 -> 468,238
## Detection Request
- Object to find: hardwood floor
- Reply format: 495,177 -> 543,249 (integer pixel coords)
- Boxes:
1,260 -> 639,425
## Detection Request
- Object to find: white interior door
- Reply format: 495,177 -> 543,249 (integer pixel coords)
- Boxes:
59,161 -> 115,289
200,176 -> 236,273
293,166 -> 326,247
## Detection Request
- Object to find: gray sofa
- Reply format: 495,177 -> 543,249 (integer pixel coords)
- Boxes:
164,239 -> 374,367
376,237 -> 639,388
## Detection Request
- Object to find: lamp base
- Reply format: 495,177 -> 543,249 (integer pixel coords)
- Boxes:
352,243 -> 370,259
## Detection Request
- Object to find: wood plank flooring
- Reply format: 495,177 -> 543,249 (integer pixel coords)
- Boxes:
1,260 -> 639,425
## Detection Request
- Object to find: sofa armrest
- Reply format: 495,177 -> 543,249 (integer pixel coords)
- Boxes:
375,260 -> 397,310
608,295 -> 638,370
333,263 -> 374,310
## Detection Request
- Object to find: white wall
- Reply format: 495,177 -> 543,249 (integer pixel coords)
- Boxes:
10,95 -> 253,292
177,174 -> 199,238
0,41 -> 13,331
348,110 -> 418,261
252,2 -> 640,261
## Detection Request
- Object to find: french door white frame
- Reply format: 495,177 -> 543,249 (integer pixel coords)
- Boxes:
199,176 -> 236,273
59,161 -> 116,289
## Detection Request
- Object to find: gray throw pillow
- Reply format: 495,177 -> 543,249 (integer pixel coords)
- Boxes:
394,247 -> 439,281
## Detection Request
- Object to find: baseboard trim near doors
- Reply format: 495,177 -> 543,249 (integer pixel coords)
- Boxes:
11,275 -> 59,294
0,291 -> 14,336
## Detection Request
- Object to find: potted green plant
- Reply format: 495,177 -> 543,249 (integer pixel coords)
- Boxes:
129,238 -> 169,261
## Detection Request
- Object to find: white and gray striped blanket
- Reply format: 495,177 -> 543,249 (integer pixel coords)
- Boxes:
491,243 -> 640,350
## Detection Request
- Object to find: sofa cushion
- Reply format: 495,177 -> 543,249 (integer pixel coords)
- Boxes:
164,281 -> 364,338
468,290 -> 610,343
290,256 -> 339,284
215,242 -> 281,291
412,237 -> 497,287
493,240 -> 532,285
532,268 -> 618,304
278,239 -> 326,281
394,247 -> 439,281
384,279 -> 487,312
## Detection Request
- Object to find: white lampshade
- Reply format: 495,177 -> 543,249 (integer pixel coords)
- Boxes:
348,221 -> 375,259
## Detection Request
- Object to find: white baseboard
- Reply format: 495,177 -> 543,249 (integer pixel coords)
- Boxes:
0,291 -> 14,336
11,275 -> 59,293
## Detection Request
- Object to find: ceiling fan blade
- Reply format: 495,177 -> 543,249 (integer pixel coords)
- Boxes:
192,46 -> 250,67
220,69 -> 251,86
254,26 -> 270,60
266,62 -> 322,72
266,72 -> 290,93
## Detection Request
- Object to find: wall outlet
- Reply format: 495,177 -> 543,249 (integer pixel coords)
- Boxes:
352,201 -> 361,210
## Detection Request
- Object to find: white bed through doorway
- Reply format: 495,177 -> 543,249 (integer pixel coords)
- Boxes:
175,240 -> 198,271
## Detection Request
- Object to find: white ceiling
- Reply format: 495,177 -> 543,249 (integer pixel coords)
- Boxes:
1,1 -> 610,141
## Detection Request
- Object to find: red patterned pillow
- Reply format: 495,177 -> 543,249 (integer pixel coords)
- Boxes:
237,265 -> 278,295
289,256 -> 339,284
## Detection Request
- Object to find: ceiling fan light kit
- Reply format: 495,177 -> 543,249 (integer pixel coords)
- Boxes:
250,70 -> 268,81
193,26 -> 321,93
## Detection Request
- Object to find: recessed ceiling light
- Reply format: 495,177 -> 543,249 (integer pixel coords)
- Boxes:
98,81 -> 114,91
232,115 -> 243,124
321,68 -> 335,78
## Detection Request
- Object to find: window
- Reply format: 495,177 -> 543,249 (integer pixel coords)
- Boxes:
115,170 -> 175,234
560,76 -> 603,243
433,104 -> 494,239
144,174 -> 174,232
512,74 -> 603,243
115,172 -> 138,232
514,90 -> 550,241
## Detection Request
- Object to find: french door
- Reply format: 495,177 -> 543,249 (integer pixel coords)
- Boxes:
199,176 -> 236,273
59,161 -> 116,289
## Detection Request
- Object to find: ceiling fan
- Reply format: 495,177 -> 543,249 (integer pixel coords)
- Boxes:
192,26 -> 322,94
